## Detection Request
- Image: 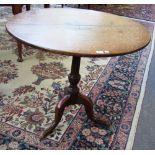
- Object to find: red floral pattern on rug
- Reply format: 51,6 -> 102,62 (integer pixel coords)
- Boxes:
74,4 -> 155,22
31,62 -> 68,85
0,60 -> 18,83
0,5 -> 154,150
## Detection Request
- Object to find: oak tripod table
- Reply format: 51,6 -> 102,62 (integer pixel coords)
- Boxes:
6,8 -> 150,140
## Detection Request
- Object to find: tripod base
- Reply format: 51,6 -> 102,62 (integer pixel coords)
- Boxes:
40,93 -> 111,140
40,56 -> 111,140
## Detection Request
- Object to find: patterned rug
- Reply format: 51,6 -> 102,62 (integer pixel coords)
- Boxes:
0,5 -> 154,150
78,4 -> 155,22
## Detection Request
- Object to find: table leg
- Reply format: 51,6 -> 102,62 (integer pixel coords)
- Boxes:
40,56 -> 111,140
44,4 -> 50,8
12,5 -> 22,15
26,4 -> 31,11
17,41 -> 23,62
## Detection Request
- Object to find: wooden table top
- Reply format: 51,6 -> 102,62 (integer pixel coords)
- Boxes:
6,8 -> 151,57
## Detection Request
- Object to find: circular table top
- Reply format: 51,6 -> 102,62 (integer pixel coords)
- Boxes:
6,8 -> 151,57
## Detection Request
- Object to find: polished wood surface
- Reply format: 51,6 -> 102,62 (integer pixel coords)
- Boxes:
6,8 -> 150,57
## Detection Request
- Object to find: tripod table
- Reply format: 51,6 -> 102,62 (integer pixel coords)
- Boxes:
6,8 -> 151,140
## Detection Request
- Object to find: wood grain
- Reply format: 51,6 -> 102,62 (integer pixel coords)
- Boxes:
6,8 -> 151,57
